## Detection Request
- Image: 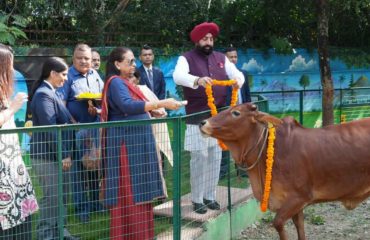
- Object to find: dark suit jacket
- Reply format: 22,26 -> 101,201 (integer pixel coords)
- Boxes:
30,82 -> 74,161
226,69 -> 251,105
138,65 -> 166,100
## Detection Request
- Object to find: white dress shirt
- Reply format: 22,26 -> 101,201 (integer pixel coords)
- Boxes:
173,55 -> 245,88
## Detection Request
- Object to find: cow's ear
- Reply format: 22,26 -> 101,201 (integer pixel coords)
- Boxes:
256,113 -> 283,126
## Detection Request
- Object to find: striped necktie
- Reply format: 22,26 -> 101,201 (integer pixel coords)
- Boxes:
147,69 -> 154,90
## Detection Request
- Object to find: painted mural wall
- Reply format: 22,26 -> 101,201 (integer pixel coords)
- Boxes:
13,48 -> 370,116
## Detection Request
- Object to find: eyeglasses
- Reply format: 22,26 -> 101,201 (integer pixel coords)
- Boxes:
123,58 -> 136,66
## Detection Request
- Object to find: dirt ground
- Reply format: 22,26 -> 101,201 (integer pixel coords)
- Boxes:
238,200 -> 370,240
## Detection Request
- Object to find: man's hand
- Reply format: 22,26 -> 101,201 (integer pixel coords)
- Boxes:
232,77 -> 242,89
197,77 -> 213,87
87,100 -> 98,116
62,157 -> 72,171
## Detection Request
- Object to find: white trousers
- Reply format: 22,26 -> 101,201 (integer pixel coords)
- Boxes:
184,124 -> 222,203
189,145 -> 221,203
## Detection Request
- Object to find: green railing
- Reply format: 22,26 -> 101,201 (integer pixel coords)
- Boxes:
254,87 -> 370,127
2,90 -> 369,239
1,99 -> 267,240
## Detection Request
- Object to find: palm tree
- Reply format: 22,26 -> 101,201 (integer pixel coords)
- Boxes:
299,74 -> 310,95
339,75 -> 345,89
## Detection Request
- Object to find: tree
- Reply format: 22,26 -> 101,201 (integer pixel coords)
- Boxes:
339,75 -> 346,89
0,11 -> 28,45
260,79 -> 268,91
299,74 -> 310,93
248,75 -> 254,90
316,0 -> 334,126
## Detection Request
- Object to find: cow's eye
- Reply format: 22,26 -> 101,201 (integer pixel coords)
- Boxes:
231,110 -> 241,117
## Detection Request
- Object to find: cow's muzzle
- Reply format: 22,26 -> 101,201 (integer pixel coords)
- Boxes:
199,120 -> 211,137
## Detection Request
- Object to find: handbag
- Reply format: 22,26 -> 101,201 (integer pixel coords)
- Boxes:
80,129 -> 101,170
82,141 -> 101,170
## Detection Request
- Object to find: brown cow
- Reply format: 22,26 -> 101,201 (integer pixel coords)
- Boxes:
199,103 -> 370,240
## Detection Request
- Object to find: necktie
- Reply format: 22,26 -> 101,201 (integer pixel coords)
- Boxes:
147,69 -> 154,90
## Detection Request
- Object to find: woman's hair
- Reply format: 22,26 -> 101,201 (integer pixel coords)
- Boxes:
105,47 -> 132,81
29,57 -> 68,101
0,44 -> 14,106
132,69 -> 141,85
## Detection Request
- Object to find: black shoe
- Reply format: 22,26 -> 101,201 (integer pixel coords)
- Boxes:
203,199 -> 221,210
64,236 -> 80,240
192,202 -> 207,214
63,228 -> 80,240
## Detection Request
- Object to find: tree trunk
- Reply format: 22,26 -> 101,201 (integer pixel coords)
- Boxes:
317,0 -> 334,126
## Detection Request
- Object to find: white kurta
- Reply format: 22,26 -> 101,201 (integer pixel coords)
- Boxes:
172,52 -> 245,204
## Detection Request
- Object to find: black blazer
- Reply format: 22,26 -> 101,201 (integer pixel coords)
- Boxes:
138,65 -> 166,100
30,82 -> 74,161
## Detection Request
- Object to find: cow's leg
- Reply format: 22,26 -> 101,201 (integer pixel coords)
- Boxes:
273,199 -> 306,240
292,210 -> 306,240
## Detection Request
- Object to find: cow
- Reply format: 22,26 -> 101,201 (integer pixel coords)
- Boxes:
199,103 -> 370,240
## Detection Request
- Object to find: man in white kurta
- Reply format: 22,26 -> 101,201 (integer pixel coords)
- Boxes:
173,22 -> 244,214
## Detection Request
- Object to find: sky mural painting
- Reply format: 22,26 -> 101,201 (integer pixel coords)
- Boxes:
158,48 -> 370,115
12,48 -> 370,116
14,70 -> 28,125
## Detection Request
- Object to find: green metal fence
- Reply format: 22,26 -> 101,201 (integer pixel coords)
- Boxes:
1,90 -> 369,239
254,87 -> 370,127
0,99 -> 266,240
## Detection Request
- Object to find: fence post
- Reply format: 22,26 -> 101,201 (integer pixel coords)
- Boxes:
57,127 -> 64,239
172,118 -> 182,240
299,91 -> 304,124
339,88 -> 343,121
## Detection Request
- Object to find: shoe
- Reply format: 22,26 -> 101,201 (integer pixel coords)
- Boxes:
64,236 -> 80,240
192,202 -> 207,214
203,199 -> 221,210
63,228 -> 80,240
77,212 -> 89,223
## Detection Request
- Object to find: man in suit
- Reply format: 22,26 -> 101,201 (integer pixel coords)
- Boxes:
220,47 -> 251,179
225,47 -> 251,104
138,44 -> 166,100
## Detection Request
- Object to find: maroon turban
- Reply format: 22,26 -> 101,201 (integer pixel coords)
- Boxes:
190,22 -> 220,43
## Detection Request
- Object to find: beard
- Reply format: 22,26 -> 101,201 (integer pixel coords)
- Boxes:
196,45 -> 213,55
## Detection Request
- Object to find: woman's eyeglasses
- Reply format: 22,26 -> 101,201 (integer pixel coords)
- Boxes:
123,58 -> 136,66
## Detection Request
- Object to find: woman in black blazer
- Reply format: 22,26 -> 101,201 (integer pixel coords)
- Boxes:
29,57 -> 79,240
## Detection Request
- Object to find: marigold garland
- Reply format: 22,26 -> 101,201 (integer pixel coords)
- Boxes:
260,123 -> 276,212
205,79 -> 238,150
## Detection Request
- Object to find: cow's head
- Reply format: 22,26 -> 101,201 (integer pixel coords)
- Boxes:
200,103 -> 282,142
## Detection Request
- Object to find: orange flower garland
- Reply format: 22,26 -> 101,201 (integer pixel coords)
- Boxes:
260,123 -> 276,212
205,79 -> 238,150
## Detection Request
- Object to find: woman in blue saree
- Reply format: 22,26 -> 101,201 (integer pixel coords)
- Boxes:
101,47 -> 182,239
